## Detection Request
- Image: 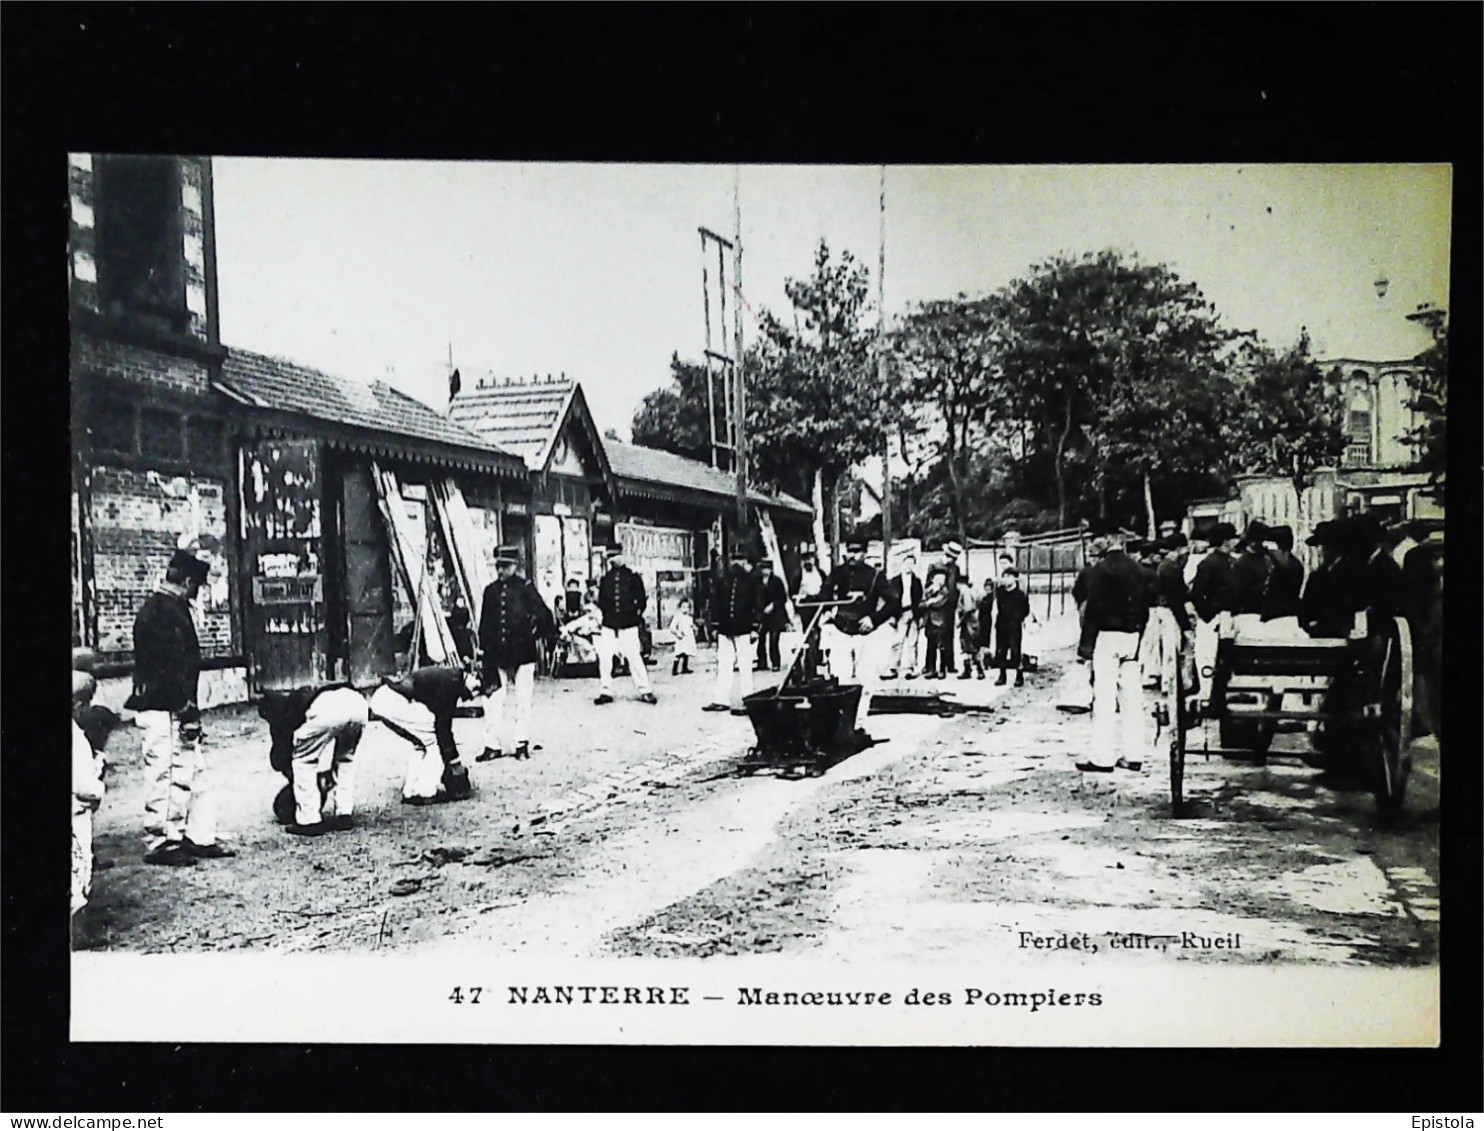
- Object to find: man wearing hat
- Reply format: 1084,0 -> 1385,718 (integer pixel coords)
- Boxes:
753,556 -> 790,673
1259,525 -> 1305,626
822,539 -> 902,731
1228,521 -> 1274,638
926,542 -> 966,674
369,663 -> 477,804
594,546 -> 657,705
126,549 -> 235,866
705,544 -> 761,715
1074,528 -> 1152,773
1189,521 -> 1240,700
476,547 -> 556,762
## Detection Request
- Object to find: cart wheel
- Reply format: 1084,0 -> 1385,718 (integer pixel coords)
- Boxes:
1371,617 -> 1415,823
1169,652 -> 1187,816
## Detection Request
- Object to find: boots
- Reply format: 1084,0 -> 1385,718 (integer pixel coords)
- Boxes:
514,741 -> 530,761
1014,670 -> 1024,688
672,659 -> 681,676
442,762 -> 472,801
996,669 -> 1007,686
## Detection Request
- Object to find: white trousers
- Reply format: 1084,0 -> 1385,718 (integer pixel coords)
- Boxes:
139,710 -> 215,850
1140,607 -> 1182,684
72,813 -> 94,915
597,626 -> 651,694
892,614 -> 923,675
1091,630 -> 1146,768
291,687 -> 367,825
368,685 -> 444,800
822,622 -> 893,729
713,633 -> 755,707
484,662 -> 536,750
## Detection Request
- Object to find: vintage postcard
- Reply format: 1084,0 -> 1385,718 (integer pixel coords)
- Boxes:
68,158 -> 1448,1046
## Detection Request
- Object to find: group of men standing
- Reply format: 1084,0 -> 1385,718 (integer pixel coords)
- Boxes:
1070,512 -> 1442,776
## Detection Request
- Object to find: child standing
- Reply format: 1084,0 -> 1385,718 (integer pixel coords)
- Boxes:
957,581 -> 985,679
976,578 -> 997,676
669,598 -> 698,675
994,568 -> 1036,686
920,573 -> 953,679
72,671 -> 106,925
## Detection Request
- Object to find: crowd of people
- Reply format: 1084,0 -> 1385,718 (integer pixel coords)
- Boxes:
1067,514 -> 1444,776
70,512 -> 1441,943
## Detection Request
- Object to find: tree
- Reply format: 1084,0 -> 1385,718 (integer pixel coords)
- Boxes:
994,250 -> 1241,533
630,353 -> 718,463
1402,309 -> 1447,501
749,240 -> 889,560
1226,330 -> 1348,500
893,294 -> 1005,550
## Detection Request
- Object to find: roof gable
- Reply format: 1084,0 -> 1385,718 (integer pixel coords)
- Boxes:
449,376 -> 616,495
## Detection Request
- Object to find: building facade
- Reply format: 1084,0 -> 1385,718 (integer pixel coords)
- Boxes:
68,153 -> 246,709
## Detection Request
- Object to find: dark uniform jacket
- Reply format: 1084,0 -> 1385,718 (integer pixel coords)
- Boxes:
1155,555 -> 1193,631
479,575 -> 556,674
258,686 -> 327,778
1190,550 -> 1238,623
711,567 -> 761,637
994,586 -> 1031,635
1081,550 -> 1152,640
1299,557 -> 1368,639
825,560 -> 902,636
125,589 -> 200,714
385,665 -> 467,719
597,565 -> 648,630
1261,554 -> 1305,621
1229,550 -> 1271,616
920,584 -> 954,631
755,572 -> 790,631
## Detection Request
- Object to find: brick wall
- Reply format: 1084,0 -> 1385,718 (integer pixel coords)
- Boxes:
72,337 -> 214,399
87,464 -> 235,658
68,153 -> 212,342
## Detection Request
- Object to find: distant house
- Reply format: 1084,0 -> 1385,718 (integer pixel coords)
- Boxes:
449,375 -> 617,605
1186,352 -> 1441,563
450,374 -> 814,630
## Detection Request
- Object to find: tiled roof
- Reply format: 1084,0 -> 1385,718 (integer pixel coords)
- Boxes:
218,348 -> 521,466
606,440 -> 812,514
448,378 -> 575,470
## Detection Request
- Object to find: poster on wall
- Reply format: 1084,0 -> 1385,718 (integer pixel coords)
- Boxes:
532,513 -> 565,607
561,516 -> 591,589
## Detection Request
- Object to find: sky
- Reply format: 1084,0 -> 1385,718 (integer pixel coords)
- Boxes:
212,161 -> 1453,440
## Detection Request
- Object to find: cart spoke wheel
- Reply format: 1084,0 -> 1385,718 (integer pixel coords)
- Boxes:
1371,618 -> 1414,822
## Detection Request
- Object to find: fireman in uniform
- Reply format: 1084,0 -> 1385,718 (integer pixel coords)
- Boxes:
1075,529 -> 1153,773
369,664 -> 476,805
822,539 -> 902,732
127,548 -> 236,866
705,544 -> 761,715
258,683 -> 369,835
594,546 -> 657,705
1189,521 -> 1240,701
477,547 -> 557,762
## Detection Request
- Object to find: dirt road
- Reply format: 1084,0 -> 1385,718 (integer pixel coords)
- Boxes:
81,615 -> 1440,967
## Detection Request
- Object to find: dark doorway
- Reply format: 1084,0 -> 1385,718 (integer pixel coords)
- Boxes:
340,460 -> 395,688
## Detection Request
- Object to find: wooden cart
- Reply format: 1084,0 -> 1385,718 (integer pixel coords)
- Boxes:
1160,616 -> 1414,821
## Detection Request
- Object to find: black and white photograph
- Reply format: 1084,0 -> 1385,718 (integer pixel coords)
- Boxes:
61,152 -> 1452,1047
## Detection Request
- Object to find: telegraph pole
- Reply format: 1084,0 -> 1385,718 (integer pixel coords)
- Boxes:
878,165 -> 891,566
733,166 -> 748,530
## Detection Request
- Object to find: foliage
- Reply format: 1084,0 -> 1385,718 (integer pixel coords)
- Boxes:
1225,330 -> 1348,495
630,353 -> 718,463
748,240 -> 893,498
991,250 -> 1241,529
1402,311 -> 1447,497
